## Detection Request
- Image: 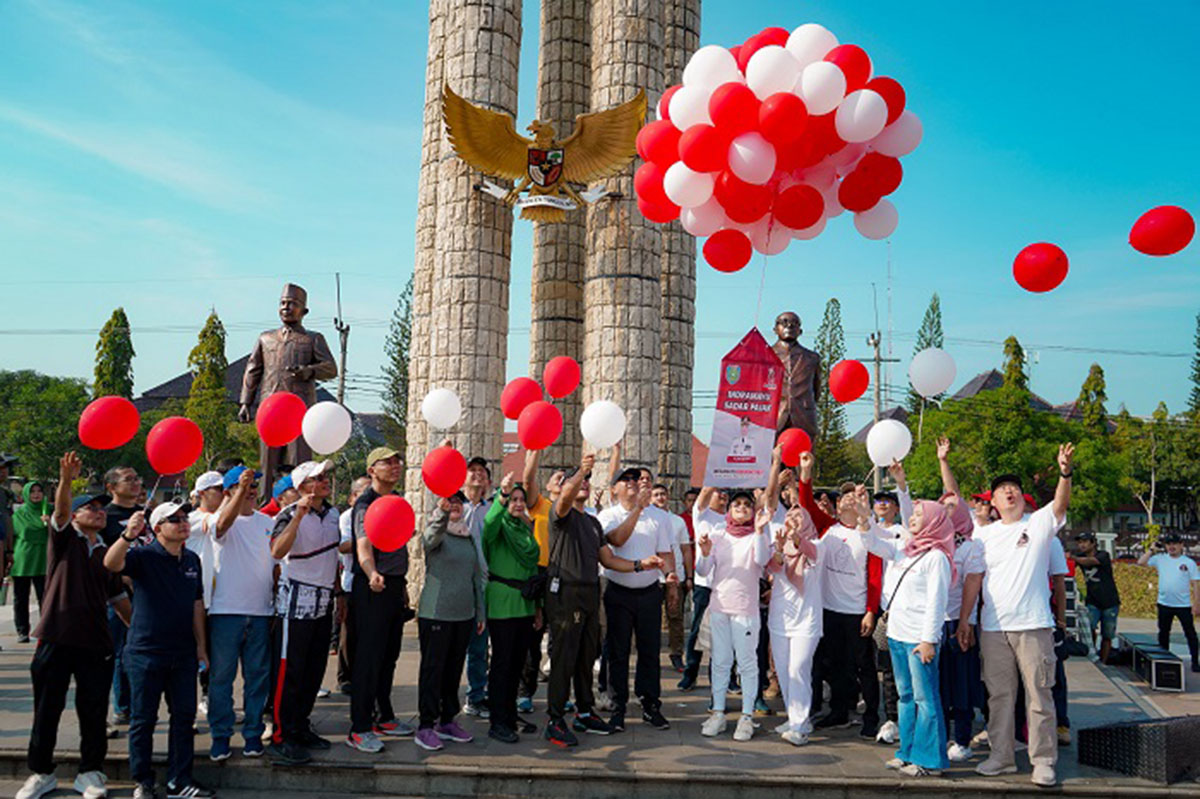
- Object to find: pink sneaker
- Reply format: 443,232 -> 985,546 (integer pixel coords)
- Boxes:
414,728 -> 443,751
435,721 -> 474,743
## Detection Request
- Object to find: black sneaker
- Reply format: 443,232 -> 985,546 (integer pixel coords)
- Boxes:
608,712 -> 625,733
134,784 -> 157,799
300,726 -> 332,750
516,717 -> 537,734
1192,662 -> 1200,673
676,674 -> 697,691
488,724 -> 519,744
814,714 -> 852,730
642,707 -> 670,730
573,713 -> 613,735
267,740 -> 312,766
859,722 -> 879,740
669,654 -> 685,673
166,780 -> 216,799
544,718 -> 579,748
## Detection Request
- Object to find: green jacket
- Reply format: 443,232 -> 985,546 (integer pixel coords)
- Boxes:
482,496 -> 539,620
11,482 -> 49,577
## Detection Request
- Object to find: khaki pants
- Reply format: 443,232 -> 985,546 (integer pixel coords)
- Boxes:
980,629 -> 1057,768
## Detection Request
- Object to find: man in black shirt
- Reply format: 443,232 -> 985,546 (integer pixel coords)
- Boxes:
102,465 -> 143,732
1072,532 -> 1120,664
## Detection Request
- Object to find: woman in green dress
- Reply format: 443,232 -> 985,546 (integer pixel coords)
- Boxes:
11,482 -> 49,642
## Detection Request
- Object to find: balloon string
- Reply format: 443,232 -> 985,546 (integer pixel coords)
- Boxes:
918,397 -> 925,445
147,474 -> 162,510
754,250 -> 768,327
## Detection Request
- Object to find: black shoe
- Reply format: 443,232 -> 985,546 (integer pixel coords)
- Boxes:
338,682 -> 353,695
642,707 -> 670,730
677,674 -> 697,692
608,712 -> 625,733
488,724 -> 519,744
300,726 -> 332,750
573,712 -> 613,735
859,722 -> 879,740
166,780 -> 216,799
814,714 -> 852,730
545,718 -> 579,748
1192,662 -> 1200,673
516,716 -> 537,734
17,634 -> 30,644
134,784 -> 157,799
669,654 -> 685,673
267,740 -> 312,766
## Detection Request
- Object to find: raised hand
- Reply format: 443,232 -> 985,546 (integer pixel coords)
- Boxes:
500,471 -> 515,496
636,485 -> 652,509
295,492 -> 316,516
698,531 -> 712,557
127,510 -> 147,538
580,452 -> 595,476
755,506 -> 772,532
853,484 -> 873,524
59,451 -> 82,482
798,451 -> 814,482
1058,443 -> 1075,474
887,459 -> 907,490
937,436 -> 951,461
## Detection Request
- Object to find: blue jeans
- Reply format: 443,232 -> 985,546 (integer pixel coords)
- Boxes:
1087,604 -> 1119,642
108,606 -> 131,717
208,615 -> 271,743
125,650 -> 197,788
888,637 -> 949,770
466,625 -> 489,704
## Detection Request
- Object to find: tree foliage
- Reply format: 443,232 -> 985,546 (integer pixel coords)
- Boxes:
812,298 -> 851,482
185,311 -> 256,476
1190,312 -> 1200,416
381,275 -> 413,454
93,307 -> 135,399
1076,363 -> 1108,434
1002,335 -> 1028,391
907,293 -> 945,412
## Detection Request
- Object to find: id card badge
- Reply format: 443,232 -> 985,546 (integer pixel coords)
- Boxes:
550,577 -> 561,595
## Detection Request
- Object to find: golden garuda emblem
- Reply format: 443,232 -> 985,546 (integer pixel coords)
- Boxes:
443,84 -> 646,223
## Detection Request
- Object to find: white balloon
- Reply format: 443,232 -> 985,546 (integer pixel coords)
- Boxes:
683,45 -> 742,90
663,161 -> 715,208
751,220 -> 793,255
301,401 -> 353,454
667,84 -> 713,130
580,400 -> 627,449
909,348 -> 957,398
829,141 -> 868,173
680,196 -> 726,236
792,215 -> 827,240
745,45 -> 801,100
872,110 -> 923,157
799,162 -> 837,189
786,23 -> 839,68
853,198 -> 898,240
866,419 -> 913,467
820,182 -> 844,218
421,388 -> 461,429
795,61 -> 846,116
835,89 -> 888,143
727,131 -> 777,185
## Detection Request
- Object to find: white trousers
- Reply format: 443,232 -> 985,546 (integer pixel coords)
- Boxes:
709,609 -> 759,715
770,630 -> 820,733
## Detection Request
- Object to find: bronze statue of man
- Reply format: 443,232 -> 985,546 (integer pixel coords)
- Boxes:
771,311 -> 821,442
238,283 -> 338,498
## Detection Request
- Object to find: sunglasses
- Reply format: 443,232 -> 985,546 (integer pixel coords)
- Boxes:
162,514 -> 188,524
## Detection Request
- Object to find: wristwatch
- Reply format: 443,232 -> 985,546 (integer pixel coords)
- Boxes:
122,532 -> 139,543
633,559 -> 643,573
1060,469 -> 1073,478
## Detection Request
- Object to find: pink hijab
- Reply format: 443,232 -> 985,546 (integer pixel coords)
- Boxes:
905,500 -> 956,582
771,506 -> 819,591
939,492 -> 974,540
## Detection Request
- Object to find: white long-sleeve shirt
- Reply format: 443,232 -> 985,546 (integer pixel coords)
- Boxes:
695,526 -> 771,617
862,524 -> 950,646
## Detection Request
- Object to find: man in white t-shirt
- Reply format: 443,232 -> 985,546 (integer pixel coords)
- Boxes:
186,471 -> 224,720
680,487 -> 728,690
1137,532 -> 1200,670
651,483 -> 689,673
957,444 -> 1074,788
208,466 -> 277,761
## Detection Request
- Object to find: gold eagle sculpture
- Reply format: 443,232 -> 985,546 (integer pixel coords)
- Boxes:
443,84 -> 647,223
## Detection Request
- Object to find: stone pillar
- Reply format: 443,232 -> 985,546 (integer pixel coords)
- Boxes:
583,0 -> 664,487
528,0 -> 590,476
657,0 -> 699,504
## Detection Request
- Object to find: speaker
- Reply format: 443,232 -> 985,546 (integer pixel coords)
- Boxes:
1078,716 -> 1200,784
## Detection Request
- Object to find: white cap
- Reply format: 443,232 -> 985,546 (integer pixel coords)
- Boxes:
291,459 -> 333,488
194,471 -> 223,492
150,500 -> 192,528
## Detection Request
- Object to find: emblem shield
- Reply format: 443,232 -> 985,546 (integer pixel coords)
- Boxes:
725,365 -> 741,385
528,148 -> 564,187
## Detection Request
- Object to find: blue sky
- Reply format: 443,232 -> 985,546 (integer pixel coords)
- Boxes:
1,0 -> 1197,441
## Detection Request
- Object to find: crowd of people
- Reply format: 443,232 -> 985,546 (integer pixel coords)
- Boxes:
2,431 -> 1199,799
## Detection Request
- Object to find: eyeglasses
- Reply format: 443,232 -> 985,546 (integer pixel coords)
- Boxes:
162,514 -> 188,524
118,475 -> 143,484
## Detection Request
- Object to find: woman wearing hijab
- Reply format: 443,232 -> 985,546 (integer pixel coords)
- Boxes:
415,491 -> 486,752
482,472 -> 541,744
11,482 -> 50,642
856,487 -> 952,777
765,505 -> 822,746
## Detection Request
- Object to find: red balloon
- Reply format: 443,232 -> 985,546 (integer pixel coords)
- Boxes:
825,44 -> 872,93
543,356 -> 581,399
500,377 -> 542,420
773,185 -> 824,230
634,161 -> 671,208
422,446 -> 468,498
658,84 -> 682,122
714,171 -> 771,224
837,172 -> 880,213
678,124 -> 729,172
703,229 -> 753,273
737,27 -> 789,72
866,76 -> 906,125
857,152 -> 903,195
637,195 -> 680,224
829,360 -> 870,403
778,428 -> 813,467
758,92 -> 809,146
1013,242 -> 1069,293
79,396 -> 140,450
364,494 -> 415,553
518,401 -> 563,451
145,416 -> 204,475
806,112 -> 844,156
728,45 -> 742,65
1130,205 -> 1195,256
708,83 -> 760,136
255,391 -> 306,447
636,120 -> 682,167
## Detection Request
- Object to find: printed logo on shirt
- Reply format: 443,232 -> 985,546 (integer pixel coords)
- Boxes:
1016,532 -> 1029,548
1182,564 -> 1189,572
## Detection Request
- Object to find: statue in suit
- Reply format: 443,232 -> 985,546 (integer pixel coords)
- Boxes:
771,311 -> 820,442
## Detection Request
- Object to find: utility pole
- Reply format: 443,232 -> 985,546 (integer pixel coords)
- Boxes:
334,272 -> 349,405
866,330 -> 900,492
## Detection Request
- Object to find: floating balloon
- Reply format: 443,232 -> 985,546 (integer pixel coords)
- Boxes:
824,44 -> 872,92
703,229 -> 753,272
751,220 -> 793,255
866,76 -> 906,124
78,396 -> 140,450
421,388 -> 462,429
1013,242 -> 1069,293
778,428 -> 813,467
680,196 -> 726,237
635,120 -> 681,166
501,377 -> 542,420
785,23 -> 838,68
637,196 -> 680,224
714,170 -> 771,223
580,400 -> 627,449
679,124 -> 730,173
835,89 -> 888,143
792,216 -> 827,240
838,171 -> 879,213
683,44 -> 742,90
708,83 -> 760,135
773,184 -> 824,230
422,446 -> 468,498
853,198 -> 898,240
727,131 -> 776,185
517,401 -> 563,451
543,356 -> 581,399
829,359 -> 870,403
1130,205 -> 1194,256
634,161 -> 671,208
146,416 -> 204,475
736,26 -> 790,73
872,110 -> 923,157
866,419 -> 912,467
857,152 -> 902,195
668,84 -> 713,130
908,348 -> 957,398
758,92 -> 809,147
363,494 -> 415,552
657,85 -> 682,121
302,401 -> 353,453
796,61 -> 846,116
256,392 -> 306,447
745,45 -> 800,100
663,161 -> 715,208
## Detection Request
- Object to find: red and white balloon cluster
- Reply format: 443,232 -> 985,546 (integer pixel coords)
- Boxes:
633,24 -> 921,273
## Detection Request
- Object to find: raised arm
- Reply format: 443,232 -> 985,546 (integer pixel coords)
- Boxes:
51,452 -> 80,531
796,452 -> 836,532
522,449 -> 541,508
936,437 -> 961,498
763,445 -> 784,512
1052,443 -> 1074,522
422,499 -> 451,552
556,452 -> 594,518
605,489 -> 648,547
215,469 -> 254,536
271,494 -> 315,559
104,510 -> 146,573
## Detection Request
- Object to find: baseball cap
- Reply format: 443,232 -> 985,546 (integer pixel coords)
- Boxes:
615,467 -> 641,484
193,471 -> 223,493
873,491 -> 898,504
989,473 -> 1023,493
1161,532 -> 1182,544
367,446 -> 401,469
222,465 -> 262,490
150,500 -> 192,528
971,490 -> 992,502
291,459 -> 333,487
729,489 -> 756,506
466,456 -> 490,474
71,493 -> 111,513
1073,531 -> 1096,541
272,474 -> 294,499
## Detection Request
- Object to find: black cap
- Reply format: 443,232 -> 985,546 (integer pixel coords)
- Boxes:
873,491 -> 898,504
1161,532 -> 1182,544
729,489 -> 756,506
447,490 -> 466,503
467,456 -> 490,474
1073,531 -> 1096,541
71,493 -> 112,512
615,467 -> 641,484
990,473 -> 1023,493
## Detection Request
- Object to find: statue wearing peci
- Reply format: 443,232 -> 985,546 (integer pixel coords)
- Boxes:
771,311 -> 820,443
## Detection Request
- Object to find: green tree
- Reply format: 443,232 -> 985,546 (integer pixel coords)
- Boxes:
1076,363 -> 1109,434
381,275 -> 413,453
1002,335 -> 1028,391
0,370 -> 91,480
93,307 -> 135,398
1113,403 -> 1176,527
185,311 -> 243,475
906,293 -> 945,413
1189,312 -> 1200,416
812,298 -> 851,482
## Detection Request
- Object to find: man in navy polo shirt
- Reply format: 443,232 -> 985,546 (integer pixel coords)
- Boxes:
105,501 -> 213,799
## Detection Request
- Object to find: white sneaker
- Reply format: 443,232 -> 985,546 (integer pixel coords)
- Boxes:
947,742 -> 973,762
1031,764 -> 1057,787
595,694 -> 615,713
16,773 -> 57,799
885,758 -> 907,770
899,763 -> 942,777
971,729 -> 990,748
73,770 -> 108,798
700,710 -> 728,737
781,730 -> 809,746
774,720 -> 792,735
876,719 -> 899,744
317,687 -> 331,698
197,697 -> 208,718
733,714 -> 755,742
976,758 -> 1018,776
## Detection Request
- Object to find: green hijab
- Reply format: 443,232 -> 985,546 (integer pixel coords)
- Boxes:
13,482 -> 49,535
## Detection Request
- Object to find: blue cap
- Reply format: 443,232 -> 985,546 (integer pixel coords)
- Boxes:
272,474 -> 293,499
222,465 -> 262,490
71,493 -> 111,512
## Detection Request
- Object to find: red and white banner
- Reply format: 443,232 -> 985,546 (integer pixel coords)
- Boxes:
702,328 -> 784,488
